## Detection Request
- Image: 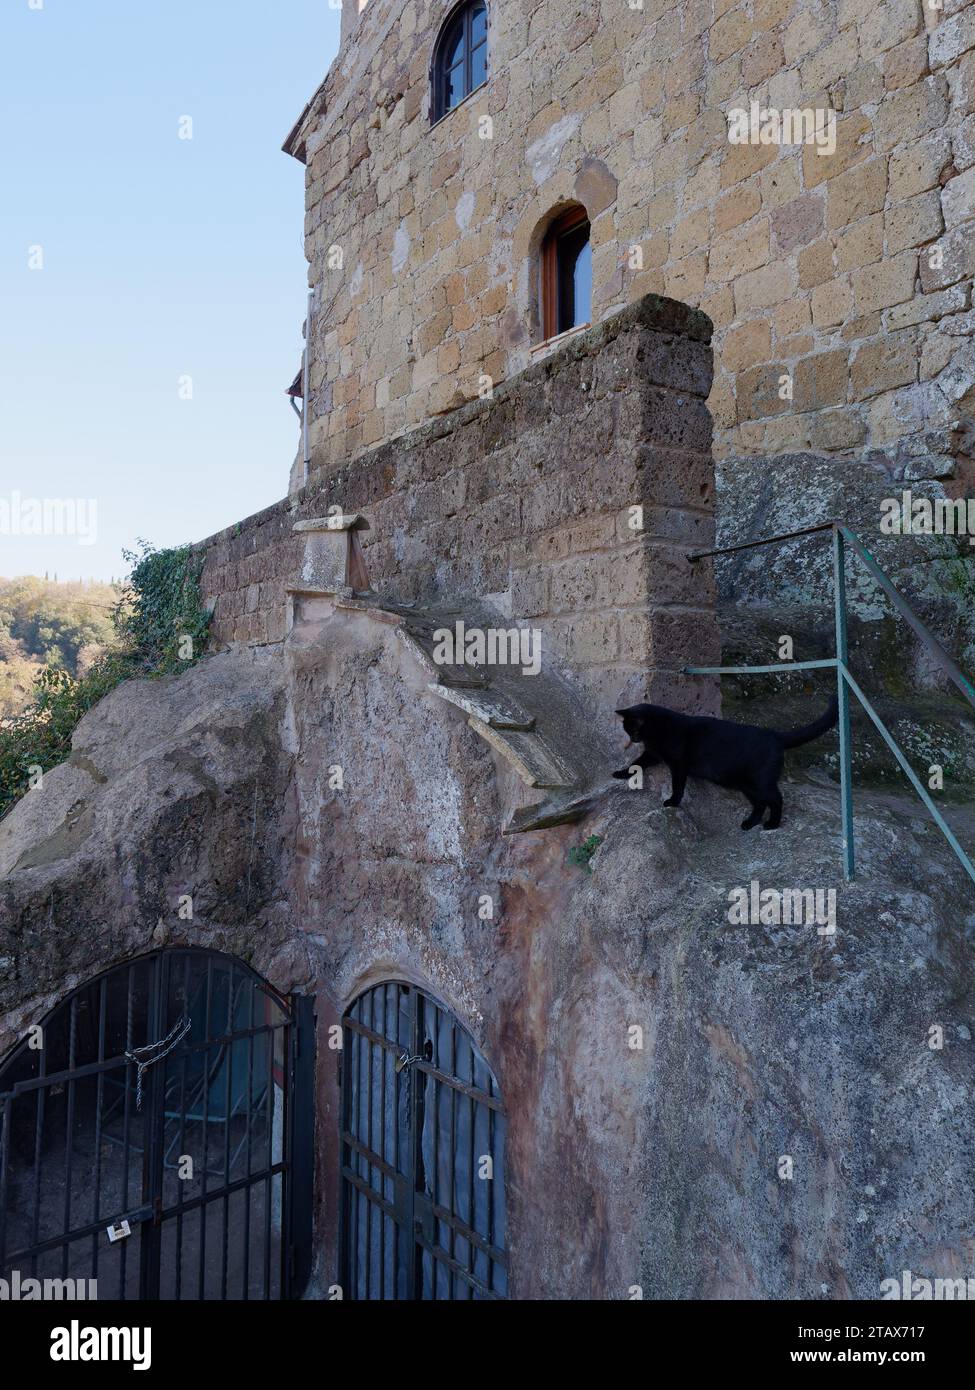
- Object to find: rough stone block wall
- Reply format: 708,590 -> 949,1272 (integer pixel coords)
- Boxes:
287,0 -> 975,489
197,294 -> 720,718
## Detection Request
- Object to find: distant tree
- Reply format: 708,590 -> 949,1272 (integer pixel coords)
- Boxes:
0,576 -> 118,718
0,546 -> 210,818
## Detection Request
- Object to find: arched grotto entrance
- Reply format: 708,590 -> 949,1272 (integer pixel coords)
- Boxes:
0,947 -> 314,1300
340,980 -> 507,1300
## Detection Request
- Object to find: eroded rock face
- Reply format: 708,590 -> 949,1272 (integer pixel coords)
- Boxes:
0,647 -> 304,1056
1,612 -> 973,1300
716,452 -> 975,676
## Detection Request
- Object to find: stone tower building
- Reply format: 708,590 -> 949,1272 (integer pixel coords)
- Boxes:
2,0 -> 975,1308
285,0 -> 975,494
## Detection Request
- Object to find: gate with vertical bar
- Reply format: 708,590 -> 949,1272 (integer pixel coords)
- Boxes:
340,981 -> 507,1299
0,947 -> 314,1300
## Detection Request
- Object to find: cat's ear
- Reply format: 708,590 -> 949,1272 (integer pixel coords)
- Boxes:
615,707 -> 630,718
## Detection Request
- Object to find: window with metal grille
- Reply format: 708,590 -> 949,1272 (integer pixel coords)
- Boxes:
0,949 -> 314,1300
340,981 -> 507,1299
431,1 -> 488,123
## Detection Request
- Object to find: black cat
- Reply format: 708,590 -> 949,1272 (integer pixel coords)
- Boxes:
612,696 -> 839,830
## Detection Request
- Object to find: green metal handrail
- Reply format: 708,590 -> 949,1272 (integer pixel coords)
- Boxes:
684,521 -> 975,886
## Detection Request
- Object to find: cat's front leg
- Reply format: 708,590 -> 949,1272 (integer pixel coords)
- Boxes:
663,763 -> 687,807
612,748 -> 660,780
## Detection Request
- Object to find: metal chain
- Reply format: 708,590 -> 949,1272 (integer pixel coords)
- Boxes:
125,1014 -> 191,1109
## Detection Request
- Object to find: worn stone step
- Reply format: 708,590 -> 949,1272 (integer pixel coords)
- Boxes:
428,683 -> 535,731
436,669 -> 490,688
467,717 -> 577,790
396,624 -> 489,686
362,592 -> 596,799
504,788 -> 606,834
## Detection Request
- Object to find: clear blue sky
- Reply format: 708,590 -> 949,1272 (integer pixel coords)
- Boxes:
0,0 -> 341,582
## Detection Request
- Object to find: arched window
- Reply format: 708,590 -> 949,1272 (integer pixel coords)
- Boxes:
540,205 -> 592,340
340,980 -> 507,1299
431,1 -> 488,123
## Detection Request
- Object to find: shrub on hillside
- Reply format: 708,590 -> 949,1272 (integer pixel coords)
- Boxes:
0,543 -> 210,821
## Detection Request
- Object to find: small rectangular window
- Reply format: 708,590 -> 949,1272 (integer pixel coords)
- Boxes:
541,206 -> 592,340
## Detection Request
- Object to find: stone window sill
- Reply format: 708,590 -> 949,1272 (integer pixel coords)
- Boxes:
430,80 -> 489,130
530,322 -> 592,363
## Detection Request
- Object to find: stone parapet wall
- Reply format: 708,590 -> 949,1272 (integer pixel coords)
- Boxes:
196,293 -> 721,719
287,0 -> 975,488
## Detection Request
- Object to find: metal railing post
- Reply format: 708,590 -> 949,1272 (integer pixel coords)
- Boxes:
839,526 -> 975,709
686,520 -> 975,892
832,525 -> 855,881
839,664 -> 975,888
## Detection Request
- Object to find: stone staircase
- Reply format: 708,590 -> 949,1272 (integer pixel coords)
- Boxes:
285,514 -> 616,832
358,596 -> 611,830
286,511 -> 970,843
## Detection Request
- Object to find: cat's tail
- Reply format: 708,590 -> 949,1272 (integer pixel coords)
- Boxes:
779,695 -> 839,749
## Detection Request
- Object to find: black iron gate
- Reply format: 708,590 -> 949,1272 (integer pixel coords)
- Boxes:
0,948 -> 314,1300
340,981 -> 507,1299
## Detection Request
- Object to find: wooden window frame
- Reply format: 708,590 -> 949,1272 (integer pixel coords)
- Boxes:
540,205 -> 591,342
